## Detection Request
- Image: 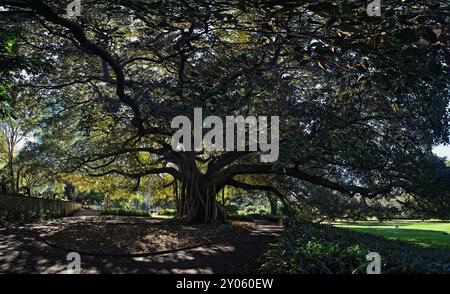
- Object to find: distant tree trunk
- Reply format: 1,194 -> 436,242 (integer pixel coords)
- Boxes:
106,194 -> 110,207
15,165 -> 25,193
174,179 -> 179,214
7,151 -> 14,193
267,192 -> 278,214
222,188 -> 225,206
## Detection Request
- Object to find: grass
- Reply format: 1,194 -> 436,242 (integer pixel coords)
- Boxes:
335,220 -> 450,249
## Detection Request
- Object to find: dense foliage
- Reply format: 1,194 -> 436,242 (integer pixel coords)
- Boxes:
260,217 -> 450,274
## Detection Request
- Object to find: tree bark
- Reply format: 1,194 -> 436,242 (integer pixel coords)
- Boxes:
177,168 -> 226,224
15,165 -> 25,193
174,179 -> 179,214
222,188 -> 225,206
7,151 -> 15,193
267,192 -> 278,214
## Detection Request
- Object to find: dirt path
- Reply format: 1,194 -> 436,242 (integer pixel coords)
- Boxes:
0,217 -> 282,274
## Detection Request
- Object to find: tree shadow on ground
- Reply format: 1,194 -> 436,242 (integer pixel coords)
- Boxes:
0,219 -> 281,274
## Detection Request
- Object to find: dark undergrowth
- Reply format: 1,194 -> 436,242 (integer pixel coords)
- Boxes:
0,209 -> 58,226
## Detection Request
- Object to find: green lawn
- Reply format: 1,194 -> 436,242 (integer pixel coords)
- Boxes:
335,220 -> 450,249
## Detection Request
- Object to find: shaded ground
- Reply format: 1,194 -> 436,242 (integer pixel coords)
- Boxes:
44,216 -> 256,255
0,216 -> 282,273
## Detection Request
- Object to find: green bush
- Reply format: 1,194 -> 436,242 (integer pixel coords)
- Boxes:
0,208 -> 57,225
157,208 -> 177,216
102,207 -> 151,217
260,217 -> 450,274
223,203 -> 239,215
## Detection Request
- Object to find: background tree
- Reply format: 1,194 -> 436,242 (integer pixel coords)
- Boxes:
0,94 -> 41,193
14,142 -> 55,195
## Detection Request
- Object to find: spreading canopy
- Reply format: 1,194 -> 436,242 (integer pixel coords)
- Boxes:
1,0 -> 449,222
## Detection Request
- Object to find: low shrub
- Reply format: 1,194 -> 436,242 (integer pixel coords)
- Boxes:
102,207 -> 151,217
0,209 -> 57,226
157,208 -> 177,216
260,217 -> 450,274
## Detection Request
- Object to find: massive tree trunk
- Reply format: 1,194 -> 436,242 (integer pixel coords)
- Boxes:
177,167 -> 226,224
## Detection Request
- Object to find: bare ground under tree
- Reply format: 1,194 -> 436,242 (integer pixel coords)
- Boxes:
0,216 -> 282,273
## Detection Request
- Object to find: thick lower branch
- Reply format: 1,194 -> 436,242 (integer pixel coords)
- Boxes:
225,178 -> 293,216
